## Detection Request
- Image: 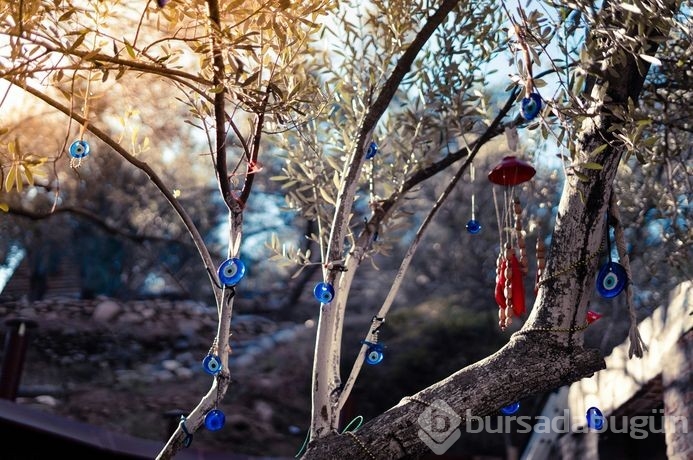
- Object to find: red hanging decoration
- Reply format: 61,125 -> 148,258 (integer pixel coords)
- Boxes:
586,311 -> 603,324
489,155 -> 535,331
487,156 -> 536,186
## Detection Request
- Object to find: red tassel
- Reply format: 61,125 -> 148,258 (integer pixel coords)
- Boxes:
510,254 -> 526,317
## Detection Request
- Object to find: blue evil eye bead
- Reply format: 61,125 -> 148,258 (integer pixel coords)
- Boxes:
586,406 -> 604,430
218,258 -> 246,286
521,93 -> 542,120
313,282 -> 335,303
596,262 -> 627,298
366,141 -> 378,160
69,140 -> 90,159
204,409 -> 226,432
465,219 -> 482,234
500,402 -> 520,415
361,340 -> 385,365
202,354 -> 222,375
365,343 -> 384,365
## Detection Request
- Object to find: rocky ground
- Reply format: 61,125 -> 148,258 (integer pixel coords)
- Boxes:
1,297 -> 317,458
2,295 -> 523,459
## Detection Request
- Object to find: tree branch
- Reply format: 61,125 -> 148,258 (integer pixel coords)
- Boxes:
4,204 -> 190,246
310,0 -> 466,441
304,336 -> 605,458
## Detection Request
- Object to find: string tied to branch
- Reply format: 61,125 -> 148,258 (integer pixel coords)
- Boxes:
609,192 -> 647,359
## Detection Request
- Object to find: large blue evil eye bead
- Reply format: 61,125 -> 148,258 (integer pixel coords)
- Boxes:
313,282 -> 335,303
500,402 -> 520,415
521,93 -> 542,120
69,140 -> 90,159
466,219 -> 482,234
218,258 -> 246,286
366,141 -> 378,160
365,344 -> 384,365
596,262 -> 627,298
202,354 -> 222,375
204,409 -> 226,432
586,406 -> 604,430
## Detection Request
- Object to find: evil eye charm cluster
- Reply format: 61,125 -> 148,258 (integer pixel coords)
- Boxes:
521,93 -> 542,120
313,282 -> 335,304
596,262 -> 627,298
69,140 -> 90,159
218,257 -> 246,287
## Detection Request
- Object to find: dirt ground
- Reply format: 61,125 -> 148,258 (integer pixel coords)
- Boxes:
14,317 -> 316,458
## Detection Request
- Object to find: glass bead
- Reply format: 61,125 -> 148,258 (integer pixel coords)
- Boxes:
586,406 -> 604,430
521,93 -> 542,120
202,354 -> 222,375
596,262 -> 627,298
500,402 -> 520,415
69,140 -> 90,159
366,141 -> 378,160
204,409 -> 226,432
218,258 -> 246,286
466,219 -> 482,234
313,282 -> 335,303
586,311 -> 603,324
365,344 -> 384,365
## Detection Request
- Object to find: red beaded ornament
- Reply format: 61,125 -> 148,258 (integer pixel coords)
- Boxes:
489,156 -> 536,330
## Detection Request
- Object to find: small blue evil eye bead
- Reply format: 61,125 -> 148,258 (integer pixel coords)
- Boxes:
521,92 -> 542,120
596,262 -> 627,298
313,282 -> 335,304
204,409 -> 226,432
586,406 -> 604,430
465,219 -> 482,234
500,402 -> 520,415
202,354 -> 222,375
69,140 -> 90,159
218,257 -> 246,286
365,344 -> 384,365
366,141 -> 378,160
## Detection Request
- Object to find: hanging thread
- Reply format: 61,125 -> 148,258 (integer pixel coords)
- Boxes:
609,192 -> 646,358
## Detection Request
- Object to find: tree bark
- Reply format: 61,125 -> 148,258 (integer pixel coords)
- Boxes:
303,336 -> 604,459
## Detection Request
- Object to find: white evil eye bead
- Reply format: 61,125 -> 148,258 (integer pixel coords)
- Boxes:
204,409 -> 226,432
366,141 -> 378,160
218,258 -> 246,286
596,262 -> 627,298
69,140 -> 90,159
500,402 -> 520,415
365,344 -> 384,365
521,93 -> 542,120
465,219 -> 482,235
202,354 -> 222,375
313,282 -> 335,304
586,406 -> 604,430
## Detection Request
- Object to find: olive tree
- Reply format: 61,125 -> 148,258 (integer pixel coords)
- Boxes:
0,0 -> 688,459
